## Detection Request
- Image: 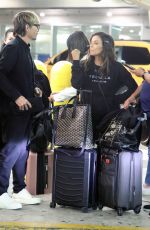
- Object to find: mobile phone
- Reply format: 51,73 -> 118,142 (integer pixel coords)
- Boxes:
123,63 -> 135,70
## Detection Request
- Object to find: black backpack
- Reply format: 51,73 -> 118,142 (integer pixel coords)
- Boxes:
28,110 -> 53,153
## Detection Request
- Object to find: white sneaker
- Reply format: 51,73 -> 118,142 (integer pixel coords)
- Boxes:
0,193 -> 22,210
143,188 -> 150,196
12,189 -> 41,205
143,204 -> 150,212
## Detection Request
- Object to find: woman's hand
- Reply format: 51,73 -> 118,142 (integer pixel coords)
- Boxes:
123,96 -> 136,109
48,95 -> 54,102
48,93 -> 58,102
71,49 -> 81,60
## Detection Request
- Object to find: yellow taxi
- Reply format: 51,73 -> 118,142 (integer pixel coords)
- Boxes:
114,40 -> 150,85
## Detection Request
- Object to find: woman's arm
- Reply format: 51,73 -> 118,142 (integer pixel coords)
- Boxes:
123,84 -> 143,109
115,62 -> 138,109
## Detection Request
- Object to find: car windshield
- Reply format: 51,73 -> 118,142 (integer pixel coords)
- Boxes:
115,46 -> 150,65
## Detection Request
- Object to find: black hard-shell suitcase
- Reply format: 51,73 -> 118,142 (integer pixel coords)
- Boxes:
98,148 -> 142,216
50,147 -> 97,212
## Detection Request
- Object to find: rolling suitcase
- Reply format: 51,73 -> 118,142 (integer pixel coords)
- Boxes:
50,147 -> 97,212
26,150 -> 54,195
98,148 -> 142,216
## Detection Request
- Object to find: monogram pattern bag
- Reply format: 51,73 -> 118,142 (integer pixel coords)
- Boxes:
99,113 -> 123,149
98,105 -> 145,152
53,97 -> 94,149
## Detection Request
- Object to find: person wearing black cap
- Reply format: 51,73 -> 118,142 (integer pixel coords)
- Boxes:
49,30 -> 89,102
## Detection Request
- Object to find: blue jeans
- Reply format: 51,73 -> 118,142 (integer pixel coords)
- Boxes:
0,113 -> 31,195
145,117 -> 150,185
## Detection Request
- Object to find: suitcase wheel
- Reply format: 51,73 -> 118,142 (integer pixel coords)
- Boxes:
81,207 -> 88,213
92,204 -> 97,210
50,202 -> 56,208
134,205 -> 141,214
117,208 -> 123,216
98,204 -> 103,210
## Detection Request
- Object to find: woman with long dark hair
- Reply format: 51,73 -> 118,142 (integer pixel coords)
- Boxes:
71,32 -> 138,140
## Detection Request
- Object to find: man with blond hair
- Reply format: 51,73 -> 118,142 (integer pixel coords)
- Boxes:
0,11 -> 42,209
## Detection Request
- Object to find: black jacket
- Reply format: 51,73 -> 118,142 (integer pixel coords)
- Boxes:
0,36 -> 42,115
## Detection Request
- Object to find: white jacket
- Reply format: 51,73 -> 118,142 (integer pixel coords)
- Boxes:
53,86 -> 77,102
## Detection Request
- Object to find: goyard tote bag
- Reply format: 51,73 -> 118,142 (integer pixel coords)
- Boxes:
53,96 -> 94,149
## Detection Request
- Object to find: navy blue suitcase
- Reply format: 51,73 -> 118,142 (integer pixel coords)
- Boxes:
98,148 -> 142,216
50,147 -> 97,212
